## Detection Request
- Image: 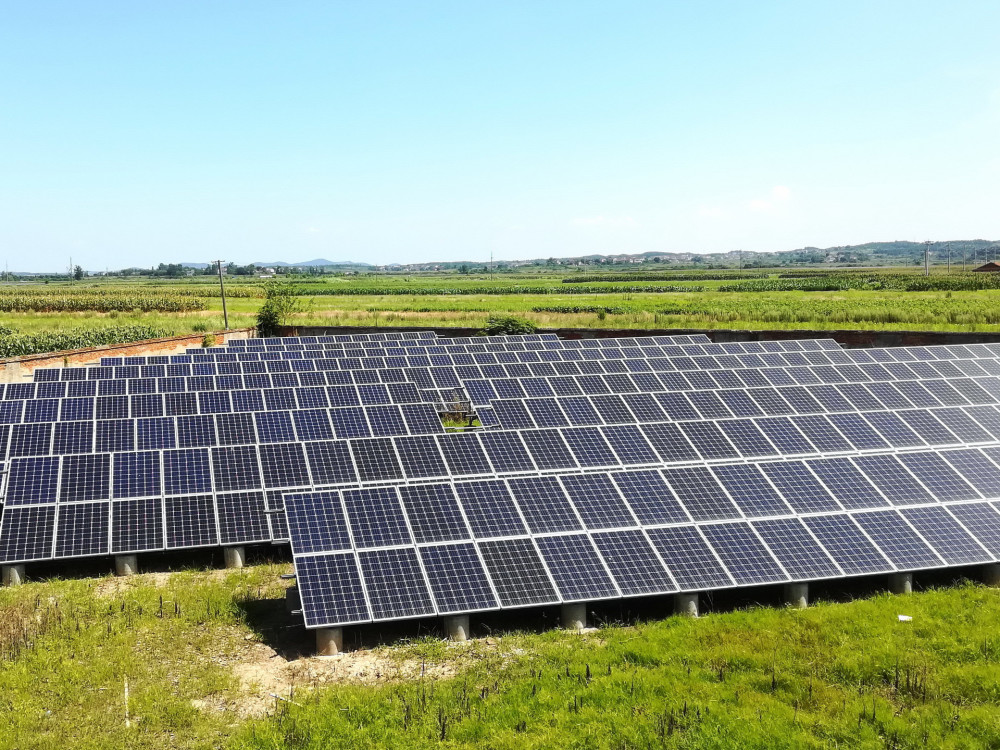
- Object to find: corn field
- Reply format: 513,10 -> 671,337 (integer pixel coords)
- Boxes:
0,289 -> 206,312
0,325 -> 171,357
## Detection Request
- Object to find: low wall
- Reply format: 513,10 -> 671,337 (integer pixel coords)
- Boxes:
0,328 -> 255,382
279,325 -> 1000,348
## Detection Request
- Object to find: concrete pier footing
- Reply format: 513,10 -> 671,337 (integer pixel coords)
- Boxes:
674,593 -> 699,617
115,555 -> 138,577
560,603 -> 587,631
316,627 -> 344,656
783,582 -> 809,609
2,565 -> 25,586
223,546 -> 246,569
889,572 -> 913,594
443,615 -> 470,642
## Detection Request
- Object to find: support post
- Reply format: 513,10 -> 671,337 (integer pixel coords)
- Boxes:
316,627 -> 343,656
983,563 -> 1000,586
674,592 -> 699,617
285,586 -> 300,613
782,582 -> 808,609
115,555 -> 138,577
443,615 -> 470,642
2,565 -> 25,586
888,572 -> 913,594
223,546 -> 246,569
560,602 -> 587,631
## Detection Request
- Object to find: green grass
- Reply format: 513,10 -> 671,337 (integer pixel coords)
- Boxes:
4,565 -> 1000,749
0,563 -> 293,749
241,582 -> 1000,749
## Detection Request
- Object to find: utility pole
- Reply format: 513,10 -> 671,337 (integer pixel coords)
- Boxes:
738,249 -> 743,270
214,260 -> 229,330
923,241 -> 932,276
963,244 -> 966,272
946,242 -> 951,274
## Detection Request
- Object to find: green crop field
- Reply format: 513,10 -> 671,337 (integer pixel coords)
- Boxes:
2,563 -> 999,749
2,267 -> 1000,355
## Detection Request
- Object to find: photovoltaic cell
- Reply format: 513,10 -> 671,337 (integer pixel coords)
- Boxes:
398,484 -> 470,543
940,449 -> 1000,498
111,498 -> 163,553
350,438 -> 404,482
712,464 -> 792,517
477,431 -> 536,472
900,506 -> 991,565
507,476 -> 582,533
646,526 -> 734,590
560,473 -> 636,529
535,534 -> 619,600
802,514 -> 893,575
296,553 -> 371,627
477,538 -> 558,607
455,480 -> 527,538
611,470 -> 690,524
752,518 -> 841,579
948,503 -> 1000,556
851,511 -> 943,569
419,543 -> 498,613
806,458 -> 888,510
55,502 -> 109,557
358,547 -> 436,620
164,495 -> 218,548
0,506 -> 56,561
592,529 -> 676,595
662,467 -> 742,521
759,461 -> 840,513
342,487 -> 411,547
519,429 -> 578,470
217,492 -> 270,543
852,455 -> 935,506
55,454 -> 109,503
283,491 -> 352,553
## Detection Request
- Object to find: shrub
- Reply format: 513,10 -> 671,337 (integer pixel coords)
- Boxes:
479,316 -> 538,336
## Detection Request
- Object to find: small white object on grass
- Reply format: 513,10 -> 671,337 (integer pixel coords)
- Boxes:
898,615 -> 913,622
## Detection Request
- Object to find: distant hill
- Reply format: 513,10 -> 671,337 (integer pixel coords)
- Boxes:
252,259 -> 372,268
53,240 -> 998,277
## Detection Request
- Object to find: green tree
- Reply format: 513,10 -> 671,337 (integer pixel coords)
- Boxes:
73,265 -> 84,281
255,280 -> 303,337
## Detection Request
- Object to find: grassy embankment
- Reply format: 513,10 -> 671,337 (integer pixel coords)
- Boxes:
2,563 -> 1000,749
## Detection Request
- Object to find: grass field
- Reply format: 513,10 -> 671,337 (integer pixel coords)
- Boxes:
2,560 -> 1000,749
3,268 -> 1000,342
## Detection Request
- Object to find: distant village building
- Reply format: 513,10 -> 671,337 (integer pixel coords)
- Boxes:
972,262 -> 1000,273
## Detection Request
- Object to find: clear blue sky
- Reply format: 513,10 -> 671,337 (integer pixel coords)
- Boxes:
3,1 -> 999,271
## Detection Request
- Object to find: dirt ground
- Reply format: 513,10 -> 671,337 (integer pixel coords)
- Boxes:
194,631 -> 496,719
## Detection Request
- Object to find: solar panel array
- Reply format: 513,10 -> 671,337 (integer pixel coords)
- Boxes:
280,336 -> 1000,631
15,328 -> 1000,636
